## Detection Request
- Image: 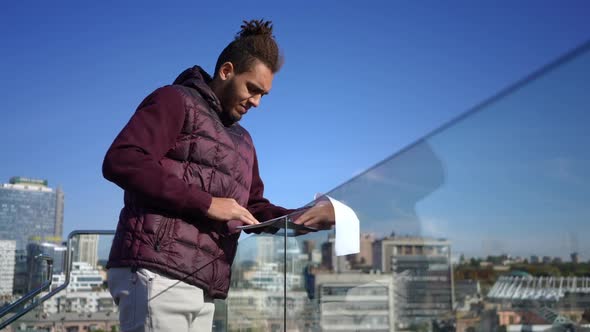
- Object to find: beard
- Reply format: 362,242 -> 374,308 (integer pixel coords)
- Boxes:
217,79 -> 242,126
219,106 -> 241,126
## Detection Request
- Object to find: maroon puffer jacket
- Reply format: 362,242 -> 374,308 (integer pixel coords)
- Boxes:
103,66 -> 291,299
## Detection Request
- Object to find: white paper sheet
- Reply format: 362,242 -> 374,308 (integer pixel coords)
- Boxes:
326,196 -> 360,256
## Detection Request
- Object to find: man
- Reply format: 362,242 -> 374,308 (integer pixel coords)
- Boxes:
103,19 -> 334,332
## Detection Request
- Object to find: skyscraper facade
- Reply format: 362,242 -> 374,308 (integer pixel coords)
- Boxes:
0,240 -> 16,296
72,234 -> 99,268
26,242 -> 67,290
375,236 -> 453,328
314,272 -> 395,331
256,236 -> 276,264
0,177 -> 64,250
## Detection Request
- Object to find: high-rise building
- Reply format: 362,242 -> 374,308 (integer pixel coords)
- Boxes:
302,240 -> 316,259
314,272 -> 395,331
13,249 -> 28,295
0,177 -> 64,250
256,236 -> 276,264
26,242 -> 67,291
257,236 -> 302,263
55,186 -> 64,242
0,240 -> 16,296
374,236 -> 453,328
72,235 -> 99,268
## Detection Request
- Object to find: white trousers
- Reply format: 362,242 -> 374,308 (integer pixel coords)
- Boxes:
108,267 -> 215,332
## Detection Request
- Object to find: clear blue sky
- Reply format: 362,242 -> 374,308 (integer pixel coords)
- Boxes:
1,1 -> 589,246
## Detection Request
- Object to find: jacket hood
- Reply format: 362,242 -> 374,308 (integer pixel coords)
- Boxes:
173,66 -> 222,114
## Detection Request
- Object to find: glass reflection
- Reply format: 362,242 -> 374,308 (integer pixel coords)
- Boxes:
225,234 -> 287,331
284,41 -> 590,331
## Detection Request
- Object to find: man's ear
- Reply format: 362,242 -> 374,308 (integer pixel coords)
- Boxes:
219,62 -> 235,80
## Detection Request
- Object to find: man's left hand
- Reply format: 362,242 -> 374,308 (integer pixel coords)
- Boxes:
293,201 -> 335,230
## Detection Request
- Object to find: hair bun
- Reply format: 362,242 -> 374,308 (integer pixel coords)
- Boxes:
237,19 -> 274,39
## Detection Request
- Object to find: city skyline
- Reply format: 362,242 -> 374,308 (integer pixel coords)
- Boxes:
2,230 -> 589,331
1,169 -> 586,260
1,3 -> 589,251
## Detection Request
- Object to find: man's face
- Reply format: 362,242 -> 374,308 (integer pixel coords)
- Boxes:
218,61 -> 273,125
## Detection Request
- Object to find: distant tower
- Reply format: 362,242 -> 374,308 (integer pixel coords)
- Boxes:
72,234 -> 99,268
379,235 -> 453,327
54,186 -> 64,241
0,177 -> 64,250
256,236 -> 276,264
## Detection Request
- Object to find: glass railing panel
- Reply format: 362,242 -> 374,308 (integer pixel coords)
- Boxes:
213,299 -> 227,332
225,232 -> 287,331
288,41 -> 590,332
4,233 -> 117,332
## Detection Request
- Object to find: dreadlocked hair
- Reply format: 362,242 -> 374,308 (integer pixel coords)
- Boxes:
214,19 -> 283,77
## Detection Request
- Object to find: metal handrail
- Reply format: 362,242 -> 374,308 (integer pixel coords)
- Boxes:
0,255 -> 53,318
0,230 -> 115,330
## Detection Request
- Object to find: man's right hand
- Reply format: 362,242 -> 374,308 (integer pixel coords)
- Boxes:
206,197 -> 259,225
